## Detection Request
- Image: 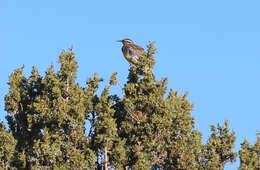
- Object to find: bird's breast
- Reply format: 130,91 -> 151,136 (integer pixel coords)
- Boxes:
122,46 -> 134,63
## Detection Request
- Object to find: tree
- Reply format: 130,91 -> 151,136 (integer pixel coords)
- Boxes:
110,43 -> 206,169
3,43 -> 238,169
0,121 -> 16,169
90,79 -> 127,169
202,120 -> 237,170
5,48 -> 96,169
239,133 -> 260,170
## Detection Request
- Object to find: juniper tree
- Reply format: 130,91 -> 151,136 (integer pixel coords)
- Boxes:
239,133 -> 260,170
202,120 -> 237,170
111,43 -> 237,169
89,75 -> 127,170
111,43 -> 205,169
0,121 -> 16,169
5,48 -> 96,169
3,43 -> 239,170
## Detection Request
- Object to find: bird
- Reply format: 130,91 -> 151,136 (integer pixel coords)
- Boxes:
117,38 -> 145,65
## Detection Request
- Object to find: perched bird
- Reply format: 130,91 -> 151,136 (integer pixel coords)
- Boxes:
117,38 -> 144,65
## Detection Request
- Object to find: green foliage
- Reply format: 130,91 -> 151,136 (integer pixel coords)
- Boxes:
0,122 -> 16,169
5,49 -> 96,169
91,84 -> 126,169
113,43 -> 206,169
2,43 -> 241,169
203,120 -> 237,170
239,133 -> 260,170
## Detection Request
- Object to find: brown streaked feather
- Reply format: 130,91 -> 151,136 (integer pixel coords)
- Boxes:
127,44 -> 144,57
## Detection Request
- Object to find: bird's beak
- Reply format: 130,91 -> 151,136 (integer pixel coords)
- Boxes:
117,40 -> 122,42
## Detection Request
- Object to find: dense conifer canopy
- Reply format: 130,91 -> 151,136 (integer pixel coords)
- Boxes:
0,43 -> 257,169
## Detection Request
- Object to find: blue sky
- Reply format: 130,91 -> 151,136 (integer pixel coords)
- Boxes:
1,1 -> 260,169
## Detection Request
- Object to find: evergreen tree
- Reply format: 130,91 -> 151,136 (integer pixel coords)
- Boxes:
239,133 -> 260,170
113,43 -> 206,169
3,43 -> 239,169
202,120 -> 237,170
0,121 -> 16,169
90,77 -> 126,169
5,48 -> 96,169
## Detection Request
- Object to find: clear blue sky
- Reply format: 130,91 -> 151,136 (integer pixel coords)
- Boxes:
1,1 -> 260,169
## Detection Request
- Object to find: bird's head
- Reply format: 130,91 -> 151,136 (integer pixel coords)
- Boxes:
117,38 -> 134,45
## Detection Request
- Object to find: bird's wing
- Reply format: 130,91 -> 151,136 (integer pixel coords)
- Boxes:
129,44 -> 144,57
